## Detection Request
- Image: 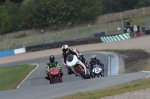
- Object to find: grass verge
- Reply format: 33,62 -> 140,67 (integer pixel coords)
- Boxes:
0,64 -> 36,91
54,78 -> 150,99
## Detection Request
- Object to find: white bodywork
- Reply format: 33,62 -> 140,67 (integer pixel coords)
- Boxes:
66,55 -> 87,76
92,65 -> 102,74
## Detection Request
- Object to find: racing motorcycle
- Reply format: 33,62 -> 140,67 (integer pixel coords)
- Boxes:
91,64 -> 104,78
66,54 -> 90,79
48,67 -> 62,84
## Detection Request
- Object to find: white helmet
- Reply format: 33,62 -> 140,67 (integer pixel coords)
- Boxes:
91,55 -> 96,60
62,44 -> 69,53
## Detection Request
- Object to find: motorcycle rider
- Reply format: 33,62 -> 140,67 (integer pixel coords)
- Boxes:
61,44 -> 87,75
89,55 -> 104,77
78,53 -> 88,68
45,55 -> 63,80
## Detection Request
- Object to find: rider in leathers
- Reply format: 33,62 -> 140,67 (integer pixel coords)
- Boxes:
45,55 -> 63,80
89,55 -> 104,77
78,53 -> 88,68
61,44 -> 87,75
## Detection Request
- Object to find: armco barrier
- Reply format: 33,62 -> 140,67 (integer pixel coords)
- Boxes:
0,48 -> 26,58
0,50 -> 15,58
14,48 -> 26,54
25,37 -> 101,52
101,33 -> 130,43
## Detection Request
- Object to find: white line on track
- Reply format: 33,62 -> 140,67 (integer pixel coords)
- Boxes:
141,71 -> 150,73
99,52 -> 111,76
17,63 -> 39,89
99,52 -> 119,76
145,76 -> 150,78
141,71 -> 150,79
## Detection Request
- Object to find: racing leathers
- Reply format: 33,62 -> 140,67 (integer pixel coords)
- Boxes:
45,61 -> 63,80
79,53 -> 88,68
89,59 -> 104,77
72,49 -> 88,67
62,49 -> 88,75
61,49 -> 78,75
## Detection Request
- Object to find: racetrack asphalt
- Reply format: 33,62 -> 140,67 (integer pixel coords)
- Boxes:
0,52 -> 109,88
1,51 -> 150,99
1,35 -> 150,99
0,71 -> 150,99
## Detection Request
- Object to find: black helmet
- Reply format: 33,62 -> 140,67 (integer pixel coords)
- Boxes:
91,55 -> 96,61
49,55 -> 55,63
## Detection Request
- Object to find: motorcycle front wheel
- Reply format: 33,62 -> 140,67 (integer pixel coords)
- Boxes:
76,66 -> 87,79
49,76 -> 53,84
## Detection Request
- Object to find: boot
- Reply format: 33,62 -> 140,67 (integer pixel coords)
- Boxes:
45,74 -> 50,80
45,76 -> 49,80
67,67 -> 73,75
60,71 -> 63,77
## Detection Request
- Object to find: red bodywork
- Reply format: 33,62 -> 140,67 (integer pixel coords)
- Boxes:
49,67 -> 62,84
74,65 -> 84,74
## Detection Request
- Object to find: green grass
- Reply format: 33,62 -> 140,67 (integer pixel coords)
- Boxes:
143,58 -> 150,70
54,78 -> 150,99
16,31 -> 27,39
0,64 -> 36,91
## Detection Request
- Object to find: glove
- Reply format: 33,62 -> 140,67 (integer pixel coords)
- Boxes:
65,64 -> 68,68
77,55 -> 81,60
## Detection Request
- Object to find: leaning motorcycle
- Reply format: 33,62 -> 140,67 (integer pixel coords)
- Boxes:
91,64 -> 104,78
66,54 -> 90,79
48,67 -> 62,84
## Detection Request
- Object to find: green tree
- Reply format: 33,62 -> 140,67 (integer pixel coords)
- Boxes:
0,6 -> 12,34
0,0 -> 6,5
102,0 -> 139,14
11,0 -> 24,3
0,0 -> 24,34
5,0 -> 23,31
41,0 -> 73,28
120,0 -> 139,10
135,0 -> 150,8
1,0 -> 103,33
20,0 -> 46,29
71,0 -> 102,21
0,0 -> 23,5
102,0 -> 121,13
41,0 -> 102,28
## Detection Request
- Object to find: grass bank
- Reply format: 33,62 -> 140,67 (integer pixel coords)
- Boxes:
0,64 -> 36,91
54,77 -> 150,99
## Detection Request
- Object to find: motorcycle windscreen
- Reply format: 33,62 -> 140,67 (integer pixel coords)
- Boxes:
92,65 -> 102,74
66,55 -> 78,67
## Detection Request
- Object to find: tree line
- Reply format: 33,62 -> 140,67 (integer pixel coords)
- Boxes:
102,0 -> 150,14
0,0 -> 150,35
